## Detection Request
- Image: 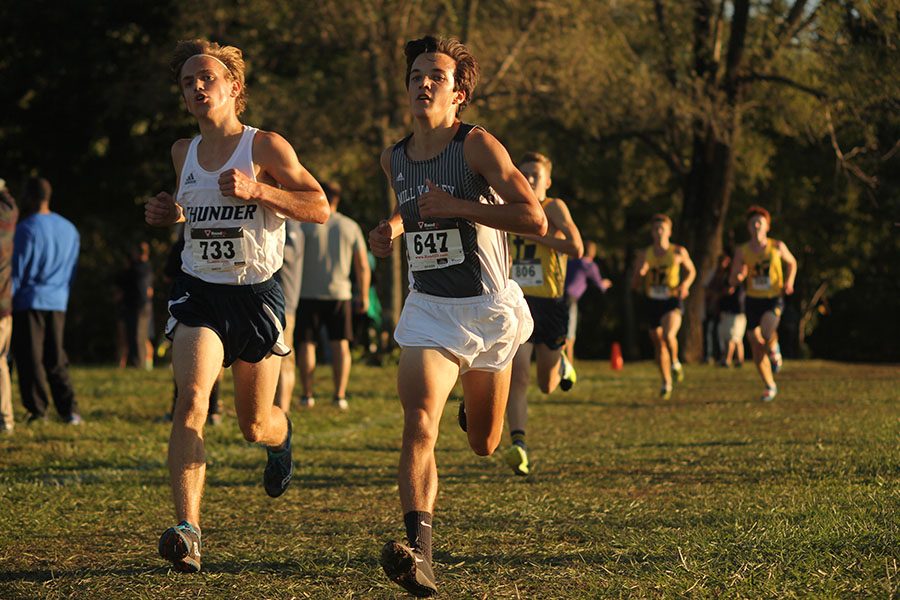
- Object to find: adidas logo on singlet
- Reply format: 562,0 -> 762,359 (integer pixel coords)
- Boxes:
395,172 -> 404,182
185,173 -> 197,186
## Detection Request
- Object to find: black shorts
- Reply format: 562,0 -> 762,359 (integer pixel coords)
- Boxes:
745,296 -> 784,330
525,296 -> 569,350
166,274 -> 288,367
297,298 -> 353,342
644,297 -> 683,329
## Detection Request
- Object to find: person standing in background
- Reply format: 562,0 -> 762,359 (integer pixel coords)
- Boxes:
11,177 -> 81,424
115,241 -> 155,369
0,178 -> 18,433
297,182 -> 369,410
274,220 -> 303,412
563,240 -> 612,363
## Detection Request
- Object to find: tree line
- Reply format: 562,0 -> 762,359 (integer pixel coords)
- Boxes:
1,0 -> 897,362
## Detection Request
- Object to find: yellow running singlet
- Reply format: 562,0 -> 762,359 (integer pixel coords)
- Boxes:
509,200 -> 566,299
644,245 -> 680,300
741,239 -> 783,298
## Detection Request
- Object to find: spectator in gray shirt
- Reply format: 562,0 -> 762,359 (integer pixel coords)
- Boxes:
297,182 -> 370,410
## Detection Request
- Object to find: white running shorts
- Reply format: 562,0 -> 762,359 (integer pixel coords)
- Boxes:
394,282 -> 534,373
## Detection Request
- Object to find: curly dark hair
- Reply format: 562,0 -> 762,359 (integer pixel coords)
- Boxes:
404,35 -> 480,114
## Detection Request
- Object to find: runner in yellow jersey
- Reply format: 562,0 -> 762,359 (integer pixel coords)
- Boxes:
729,205 -> 797,401
504,151 -> 583,476
631,214 -> 696,399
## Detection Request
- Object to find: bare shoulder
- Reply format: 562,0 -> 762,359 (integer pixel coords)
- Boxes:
170,138 -> 192,171
463,126 -> 499,156
252,130 -> 293,157
171,138 -> 192,159
463,127 -> 509,173
380,145 -> 394,177
544,197 -> 570,215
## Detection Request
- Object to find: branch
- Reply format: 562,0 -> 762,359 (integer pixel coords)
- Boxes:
653,0 -> 679,87
735,73 -> 828,100
480,8 -> 540,98
825,107 -> 878,189
778,0 -> 812,45
880,139 -> 900,163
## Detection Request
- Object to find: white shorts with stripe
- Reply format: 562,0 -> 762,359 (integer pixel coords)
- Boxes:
394,281 -> 534,374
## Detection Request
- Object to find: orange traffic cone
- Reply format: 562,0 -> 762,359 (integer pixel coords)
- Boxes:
610,342 -> 624,371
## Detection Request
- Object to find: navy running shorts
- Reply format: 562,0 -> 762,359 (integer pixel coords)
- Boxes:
745,296 -> 784,330
525,296 -> 569,350
166,274 -> 288,367
644,296 -> 683,329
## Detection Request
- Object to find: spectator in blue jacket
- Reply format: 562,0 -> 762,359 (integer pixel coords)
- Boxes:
12,177 -> 81,424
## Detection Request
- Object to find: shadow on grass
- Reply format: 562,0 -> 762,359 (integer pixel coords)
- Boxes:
0,555 -> 385,582
0,565 -> 165,583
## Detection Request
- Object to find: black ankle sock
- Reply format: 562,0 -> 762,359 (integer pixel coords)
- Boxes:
511,430 -> 527,449
403,511 -> 432,562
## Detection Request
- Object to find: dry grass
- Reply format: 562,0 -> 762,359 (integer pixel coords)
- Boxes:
0,359 -> 897,598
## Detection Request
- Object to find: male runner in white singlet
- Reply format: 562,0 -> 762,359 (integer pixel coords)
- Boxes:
145,39 -> 329,573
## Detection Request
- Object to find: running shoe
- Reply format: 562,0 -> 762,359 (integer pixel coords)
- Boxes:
264,416 -> 293,498
673,362 -> 685,383
65,413 -> 84,426
333,397 -> 349,411
559,353 -> 577,391
760,385 -> 778,402
457,400 -> 467,432
380,540 -> 438,598
505,444 -> 530,476
299,396 -> 315,408
660,384 -> 673,401
158,520 -> 202,573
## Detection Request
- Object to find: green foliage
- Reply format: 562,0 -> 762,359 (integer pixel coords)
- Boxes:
0,0 -> 896,360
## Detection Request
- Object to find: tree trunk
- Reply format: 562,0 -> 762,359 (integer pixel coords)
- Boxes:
679,120 -> 738,362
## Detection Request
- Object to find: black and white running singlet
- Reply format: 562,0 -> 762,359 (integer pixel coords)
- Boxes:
390,123 -> 509,298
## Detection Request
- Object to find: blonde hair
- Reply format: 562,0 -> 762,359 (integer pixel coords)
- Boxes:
170,39 -> 248,115
519,151 -> 553,177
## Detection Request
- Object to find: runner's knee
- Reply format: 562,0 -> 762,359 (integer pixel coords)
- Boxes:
467,430 -> 500,456
173,390 -> 210,425
402,408 -> 439,443
238,418 -> 267,443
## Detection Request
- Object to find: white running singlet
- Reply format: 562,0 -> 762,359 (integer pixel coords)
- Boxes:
177,126 -> 285,285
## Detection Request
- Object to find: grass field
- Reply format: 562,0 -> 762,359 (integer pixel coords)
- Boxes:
0,359 -> 897,599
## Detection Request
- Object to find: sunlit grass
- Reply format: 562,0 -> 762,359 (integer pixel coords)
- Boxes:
0,360 -> 897,598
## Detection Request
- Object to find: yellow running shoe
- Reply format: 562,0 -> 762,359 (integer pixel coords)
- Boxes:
559,354 -> 577,392
505,444 -> 530,476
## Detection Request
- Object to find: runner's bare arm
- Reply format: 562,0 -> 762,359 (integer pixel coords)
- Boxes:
218,131 -> 329,224
146,139 -> 190,227
515,198 -> 583,258
779,241 -> 798,295
369,146 -> 404,258
416,129 -> 547,236
729,248 -> 747,288
678,246 -> 697,299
